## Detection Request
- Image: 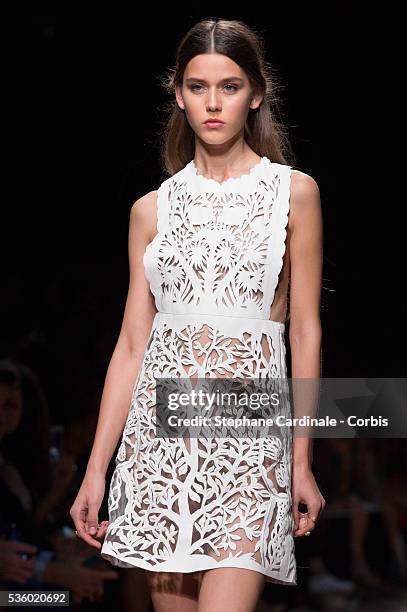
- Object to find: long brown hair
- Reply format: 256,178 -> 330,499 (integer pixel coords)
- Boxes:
157,18 -> 295,178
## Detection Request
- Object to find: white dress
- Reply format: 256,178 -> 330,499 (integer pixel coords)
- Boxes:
100,156 -> 297,585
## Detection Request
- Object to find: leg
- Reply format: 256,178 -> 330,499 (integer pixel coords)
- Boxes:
121,568 -> 151,612
145,570 -> 201,612
198,568 -> 265,612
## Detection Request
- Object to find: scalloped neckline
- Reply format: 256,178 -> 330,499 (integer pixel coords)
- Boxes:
189,156 -> 269,188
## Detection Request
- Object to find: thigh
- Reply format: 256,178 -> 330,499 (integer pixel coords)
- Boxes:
121,569 -> 151,612
198,567 -> 265,612
145,570 -> 201,612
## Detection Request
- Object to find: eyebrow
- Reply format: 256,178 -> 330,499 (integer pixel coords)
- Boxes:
185,77 -> 244,83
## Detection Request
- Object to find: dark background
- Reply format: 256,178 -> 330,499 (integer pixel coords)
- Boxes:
2,9 -> 401,426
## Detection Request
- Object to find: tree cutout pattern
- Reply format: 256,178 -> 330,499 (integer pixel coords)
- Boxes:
101,160 -> 296,585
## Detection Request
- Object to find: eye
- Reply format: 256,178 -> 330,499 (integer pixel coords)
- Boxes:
190,84 -> 239,93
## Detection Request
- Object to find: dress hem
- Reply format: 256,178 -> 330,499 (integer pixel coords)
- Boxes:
100,548 -> 297,586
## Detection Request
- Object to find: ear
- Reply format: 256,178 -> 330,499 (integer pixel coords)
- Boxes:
175,85 -> 185,111
249,91 -> 264,111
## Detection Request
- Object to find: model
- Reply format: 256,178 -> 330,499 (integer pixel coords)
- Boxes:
70,17 -> 325,612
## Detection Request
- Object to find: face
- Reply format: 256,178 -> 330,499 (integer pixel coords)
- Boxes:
176,53 -> 263,145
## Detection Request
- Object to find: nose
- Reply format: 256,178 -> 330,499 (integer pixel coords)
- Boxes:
206,87 -> 221,111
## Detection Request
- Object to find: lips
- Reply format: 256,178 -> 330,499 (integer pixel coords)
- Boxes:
204,120 -> 225,124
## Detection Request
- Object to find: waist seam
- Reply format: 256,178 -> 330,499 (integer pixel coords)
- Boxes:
155,310 -> 285,328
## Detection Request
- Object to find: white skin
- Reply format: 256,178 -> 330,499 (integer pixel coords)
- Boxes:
70,51 -> 325,612
175,52 -> 264,180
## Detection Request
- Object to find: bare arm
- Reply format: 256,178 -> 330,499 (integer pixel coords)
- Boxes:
70,189 -> 158,546
288,170 -> 325,535
86,190 -> 158,475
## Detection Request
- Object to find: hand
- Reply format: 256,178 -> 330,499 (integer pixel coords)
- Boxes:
92,521 -> 110,549
69,470 -> 106,549
291,464 -> 325,537
0,540 -> 38,583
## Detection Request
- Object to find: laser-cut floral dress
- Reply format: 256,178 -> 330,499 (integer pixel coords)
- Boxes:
100,156 -> 297,585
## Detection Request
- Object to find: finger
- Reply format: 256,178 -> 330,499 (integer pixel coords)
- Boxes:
293,506 -> 308,534
96,521 -> 107,534
95,521 -> 109,540
74,521 -> 102,549
71,506 -> 88,536
76,528 -> 102,549
86,502 -> 99,536
292,497 -> 301,531
307,500 -> 323,523
294,515 -> 317,537
74,504 -> 102,547
79,519 -> 108,548
294,514 -> 307,536
294,514 -> 310,537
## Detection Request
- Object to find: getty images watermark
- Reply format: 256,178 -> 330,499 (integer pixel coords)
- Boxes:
152,378 -> 407,438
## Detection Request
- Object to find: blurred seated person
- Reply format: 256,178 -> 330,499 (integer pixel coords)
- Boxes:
0,359 -> 119,604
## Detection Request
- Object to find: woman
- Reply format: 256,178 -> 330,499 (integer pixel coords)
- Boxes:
70,18 -> 325,611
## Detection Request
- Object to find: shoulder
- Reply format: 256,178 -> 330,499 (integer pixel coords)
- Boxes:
290,168 -> 320,202
129,190 -> 158,240
130,190 -> 158,222
288,168 -> 321,230
130,189 -> 158,217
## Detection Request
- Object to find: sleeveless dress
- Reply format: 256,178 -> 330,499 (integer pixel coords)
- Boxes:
100,156 -> 297,585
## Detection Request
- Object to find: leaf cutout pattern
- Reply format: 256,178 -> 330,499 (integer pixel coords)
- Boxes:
101,159 -> 297,585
